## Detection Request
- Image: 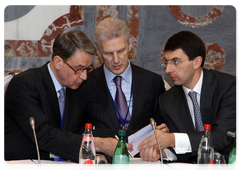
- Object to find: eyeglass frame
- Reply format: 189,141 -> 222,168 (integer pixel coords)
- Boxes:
160,57 -> 189,67
61,57 -> 94,74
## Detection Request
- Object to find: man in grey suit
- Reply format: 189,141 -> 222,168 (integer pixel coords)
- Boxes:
80,17 -> 167,150
5,30 -> 129,162
138,31 -> 236,163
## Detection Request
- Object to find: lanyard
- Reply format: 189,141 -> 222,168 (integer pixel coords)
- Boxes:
60,92 -> 67,131
110,84 -> 133,129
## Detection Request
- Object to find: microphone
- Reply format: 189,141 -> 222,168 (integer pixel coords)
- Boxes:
150,118 -> 163,164
29,117 -> 41,164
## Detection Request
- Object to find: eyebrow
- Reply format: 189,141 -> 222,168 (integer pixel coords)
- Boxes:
164,57 -> 181,61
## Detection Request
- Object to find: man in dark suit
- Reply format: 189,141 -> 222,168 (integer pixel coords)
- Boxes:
138,31 -> 236,163
80,17 -> 167,151
5,30 -> 127,162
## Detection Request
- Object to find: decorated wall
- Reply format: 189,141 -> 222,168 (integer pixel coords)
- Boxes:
4,5 -> 236,86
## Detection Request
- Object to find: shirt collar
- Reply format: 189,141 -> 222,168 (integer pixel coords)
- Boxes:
104,61 -> 132,85
182,70 -> 203,96
47,63 -> 65,92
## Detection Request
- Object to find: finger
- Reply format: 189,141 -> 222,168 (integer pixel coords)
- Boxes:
138,135 -> 157,149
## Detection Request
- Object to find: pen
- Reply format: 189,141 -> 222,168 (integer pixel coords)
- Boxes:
115,135 -> 134,158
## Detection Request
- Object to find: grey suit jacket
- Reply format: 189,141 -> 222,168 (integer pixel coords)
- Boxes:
80,63 -> 166,138
159,68 -> 236,162
5,63 -> 84,162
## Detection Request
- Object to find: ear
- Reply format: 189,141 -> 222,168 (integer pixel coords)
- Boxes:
128,38 -> 133,52
194,56 -> 202,69
53,55 -> 63,70
94,45 -> 102,58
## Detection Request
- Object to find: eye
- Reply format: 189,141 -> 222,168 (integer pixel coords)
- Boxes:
174,60 -> 180,65
117,49 -> 125,54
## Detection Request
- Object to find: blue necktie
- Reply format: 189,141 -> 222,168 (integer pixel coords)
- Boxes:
58,88 -> 66,120
113,76 -> 131,129
188,91 -> 204,132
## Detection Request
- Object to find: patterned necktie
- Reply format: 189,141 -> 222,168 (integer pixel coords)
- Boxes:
58,88 -> 66,120
188,91 -> 204,132
113,76 -> 131,129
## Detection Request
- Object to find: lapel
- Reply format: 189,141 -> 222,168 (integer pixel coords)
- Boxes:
127,64 -> 145,129
91,65 -> 120,129
200,69 -> 215,124
40,62 -> 61,128
170,86 -> 196,133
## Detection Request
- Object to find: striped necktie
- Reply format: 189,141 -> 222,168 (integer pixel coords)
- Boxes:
113,76 -> 131,129
188,91 -> 204,132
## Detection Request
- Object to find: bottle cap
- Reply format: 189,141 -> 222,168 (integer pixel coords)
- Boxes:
235,131 -> 240,138
118,130 -> 126,137
204,124 -> 211,130
85,123 -> 92,129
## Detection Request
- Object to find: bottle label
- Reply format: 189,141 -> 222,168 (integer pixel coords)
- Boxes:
113,155 -> 129,164
83,136 -> 94,142
80,159 -> 95,170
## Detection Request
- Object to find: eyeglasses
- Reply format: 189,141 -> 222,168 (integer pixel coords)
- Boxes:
160,58 -> 188,67
62,58 -> 94,74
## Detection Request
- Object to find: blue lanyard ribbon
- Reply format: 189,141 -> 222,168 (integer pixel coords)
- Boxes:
110,84 -> 133,129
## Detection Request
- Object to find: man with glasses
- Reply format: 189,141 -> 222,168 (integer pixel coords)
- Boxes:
138,31 -> 236,163
5,30 -> 130,162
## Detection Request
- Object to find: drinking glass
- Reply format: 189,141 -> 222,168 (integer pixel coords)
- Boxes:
95,154 -> 108,164
213,152 -> 226,170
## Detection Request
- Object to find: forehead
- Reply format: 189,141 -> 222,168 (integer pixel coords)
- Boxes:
68,49 -> 93,66
164,48 -> 188,60
100,34 -> 128,52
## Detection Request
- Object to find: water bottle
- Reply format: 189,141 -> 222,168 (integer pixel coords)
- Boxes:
228,131 -> 240,170
197,124 -> 214,164
112,130 -> 129,164
227,131 -> 236,164
79,123 -> 96,164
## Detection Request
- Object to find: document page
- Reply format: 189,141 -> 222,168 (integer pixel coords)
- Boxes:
128,124 -> 154,156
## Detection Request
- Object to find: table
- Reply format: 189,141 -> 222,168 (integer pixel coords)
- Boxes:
4,158 -> 236,170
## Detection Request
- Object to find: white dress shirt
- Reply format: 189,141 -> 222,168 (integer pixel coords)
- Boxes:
165,70 -> 203,160
103,61 -> 133,116
47,63 -> 66,96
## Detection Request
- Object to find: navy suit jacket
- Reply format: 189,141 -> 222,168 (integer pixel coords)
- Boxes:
159,68 -> 236,162
80,63 -> 166,138
5,63 -> 84,162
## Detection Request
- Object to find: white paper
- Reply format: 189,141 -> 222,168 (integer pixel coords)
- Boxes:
128,124 -> 154,156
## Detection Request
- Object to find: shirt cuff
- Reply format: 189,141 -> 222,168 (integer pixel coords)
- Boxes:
163,148 -> 177,161
173,133 -> 192,154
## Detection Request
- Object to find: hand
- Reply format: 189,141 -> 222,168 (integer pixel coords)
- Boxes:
156,123 -> 169,133
140,147 -> 160,162
137,130 -> 175,151
94,137 -> 118,157
140,147 -> 166,162
126,143 -> 133,152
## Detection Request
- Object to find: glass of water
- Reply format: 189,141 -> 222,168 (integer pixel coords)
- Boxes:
214,152 -> 226,164
95,154 -> 108,164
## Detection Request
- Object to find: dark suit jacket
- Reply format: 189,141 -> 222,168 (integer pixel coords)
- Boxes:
159,68 -> 236,163
5,63 -> 84,162
80,63 -> 166,138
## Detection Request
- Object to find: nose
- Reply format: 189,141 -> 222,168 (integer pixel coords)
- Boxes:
165,63 -> 173,74
113,53 -> 119,63
79,69 -> 87,80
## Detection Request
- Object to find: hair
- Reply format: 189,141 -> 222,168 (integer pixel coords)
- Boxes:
51,30 -> 96,60
164,31 -> 206,67
94,17 -> 131,49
